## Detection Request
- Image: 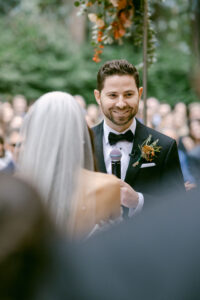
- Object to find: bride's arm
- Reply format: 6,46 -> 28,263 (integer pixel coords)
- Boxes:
73,170 -> 120,237
94,173 -> 121,223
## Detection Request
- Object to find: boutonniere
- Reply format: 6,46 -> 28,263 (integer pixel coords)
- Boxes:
132,134 -> 162,167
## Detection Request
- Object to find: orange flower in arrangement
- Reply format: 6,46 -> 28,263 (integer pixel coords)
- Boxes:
119,11 -> 128,23
97,31 -> 103,42
93,55 -> 101,63
141,145 -> 155,161
112,1 -> 134,40
112,21 -> 126,39
117,0 -> 127,10
132,135 -> 162,167
92,30 -> 105,62
86,1 -> 93,7
118,8 -> 134,28
93,47 -> 103,62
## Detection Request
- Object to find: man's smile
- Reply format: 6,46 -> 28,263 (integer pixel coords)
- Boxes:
112,109 -> 131,115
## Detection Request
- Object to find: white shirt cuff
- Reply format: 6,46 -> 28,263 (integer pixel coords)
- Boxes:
128,192 -> 144,218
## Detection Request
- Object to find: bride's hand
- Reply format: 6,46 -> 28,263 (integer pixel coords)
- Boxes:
120,180 -> 139,209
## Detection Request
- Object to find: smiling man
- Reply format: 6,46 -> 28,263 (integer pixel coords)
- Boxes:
95,74 -> 142,132
92,59 -> 185,215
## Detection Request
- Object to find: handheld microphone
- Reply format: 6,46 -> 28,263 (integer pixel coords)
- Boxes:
110,149 -> 122,179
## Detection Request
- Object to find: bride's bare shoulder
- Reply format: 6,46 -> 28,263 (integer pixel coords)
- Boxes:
82,169 -> 120,190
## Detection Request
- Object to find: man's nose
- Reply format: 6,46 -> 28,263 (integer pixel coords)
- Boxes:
115,96 -> 127,109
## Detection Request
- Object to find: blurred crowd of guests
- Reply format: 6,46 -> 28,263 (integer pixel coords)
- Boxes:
0,95 -> 27,173
141,98 -> 200,186
0,93 -> 200,185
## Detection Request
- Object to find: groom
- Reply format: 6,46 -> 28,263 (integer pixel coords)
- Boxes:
92,59 -> 185,214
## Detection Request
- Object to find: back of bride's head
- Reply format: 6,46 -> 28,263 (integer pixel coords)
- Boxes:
18,91 -> 94,231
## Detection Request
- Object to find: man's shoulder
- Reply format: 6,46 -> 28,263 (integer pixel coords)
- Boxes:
136,119 -> 175,147
91,121 -> 103,135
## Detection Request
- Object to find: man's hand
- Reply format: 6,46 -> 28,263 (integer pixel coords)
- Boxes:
120,180 -> 139,209
184,181 -> 196,191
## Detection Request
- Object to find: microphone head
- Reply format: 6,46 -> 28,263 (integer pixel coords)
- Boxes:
110,149 -> 122,161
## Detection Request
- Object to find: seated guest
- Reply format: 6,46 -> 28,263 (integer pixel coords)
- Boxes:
161,128 -> 196,190
188,143 -> 200,184
17,92 -> 120,237
0,136 -> 15,174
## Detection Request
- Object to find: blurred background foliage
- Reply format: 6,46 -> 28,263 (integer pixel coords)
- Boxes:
0,0 -> 199,105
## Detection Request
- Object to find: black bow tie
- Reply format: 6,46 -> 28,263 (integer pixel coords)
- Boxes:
108,130 -> 134,145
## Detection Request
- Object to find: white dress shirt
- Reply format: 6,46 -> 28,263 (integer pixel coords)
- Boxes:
103,118 -> 144,216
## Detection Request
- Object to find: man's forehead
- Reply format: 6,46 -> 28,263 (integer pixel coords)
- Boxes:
103,74 -> 137,90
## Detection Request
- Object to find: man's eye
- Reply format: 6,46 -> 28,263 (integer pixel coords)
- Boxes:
125,93 -> 133,97
109,94 -> 117,98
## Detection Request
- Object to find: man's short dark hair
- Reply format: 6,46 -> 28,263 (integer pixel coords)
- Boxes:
97,59 -> 140,91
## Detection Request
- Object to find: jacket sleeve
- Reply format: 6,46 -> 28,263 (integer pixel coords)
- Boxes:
160,139 -> 185,195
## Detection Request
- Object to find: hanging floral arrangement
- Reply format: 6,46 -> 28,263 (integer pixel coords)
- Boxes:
74,0 -> 156,64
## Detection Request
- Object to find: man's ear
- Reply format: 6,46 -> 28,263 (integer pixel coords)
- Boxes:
138,87 -> 143,100
94,89 -> 101,105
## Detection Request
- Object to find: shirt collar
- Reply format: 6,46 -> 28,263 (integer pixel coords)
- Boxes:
103,118 -> 136,145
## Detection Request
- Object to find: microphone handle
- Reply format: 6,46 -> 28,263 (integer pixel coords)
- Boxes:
111,161 -> 121,179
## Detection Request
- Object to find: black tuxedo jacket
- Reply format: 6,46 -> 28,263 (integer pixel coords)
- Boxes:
92,119 -> 185,206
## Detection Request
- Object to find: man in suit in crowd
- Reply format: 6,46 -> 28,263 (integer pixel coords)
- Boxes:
92,59 -> 185,214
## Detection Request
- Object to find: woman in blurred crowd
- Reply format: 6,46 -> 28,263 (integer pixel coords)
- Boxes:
17,92 -> 120,237
0,136 -> 15,174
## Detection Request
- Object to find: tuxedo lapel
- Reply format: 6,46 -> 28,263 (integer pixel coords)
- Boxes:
125,119 -> 150,183
92,122 -> 107,173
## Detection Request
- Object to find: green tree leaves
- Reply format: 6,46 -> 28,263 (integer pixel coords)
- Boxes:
0,0 -> 21,15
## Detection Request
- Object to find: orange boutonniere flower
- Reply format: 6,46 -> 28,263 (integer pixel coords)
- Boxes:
133,135 -> 162,167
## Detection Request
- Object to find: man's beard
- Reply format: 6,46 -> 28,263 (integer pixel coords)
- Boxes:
102,107 -> 138,126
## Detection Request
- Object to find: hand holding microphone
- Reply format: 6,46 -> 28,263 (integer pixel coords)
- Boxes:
120,181 -> 139,209
110,148 -> 139,210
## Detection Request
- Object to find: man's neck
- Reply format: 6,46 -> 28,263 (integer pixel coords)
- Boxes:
104,118 -> 134,133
